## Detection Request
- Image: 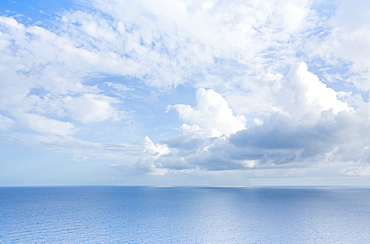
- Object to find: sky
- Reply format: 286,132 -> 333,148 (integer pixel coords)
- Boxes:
1,0 -> 370,186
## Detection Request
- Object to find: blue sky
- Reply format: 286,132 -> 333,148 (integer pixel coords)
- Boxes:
1,0 -> 370,186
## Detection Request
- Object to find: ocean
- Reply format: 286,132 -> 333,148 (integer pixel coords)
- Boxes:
1,186 -> 369,243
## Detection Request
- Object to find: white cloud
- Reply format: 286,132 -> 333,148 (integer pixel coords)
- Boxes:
276,62 -> 350,117
172,88 -> 246,137
0,114 -> 14,130
63,94 -> 120,123
55,0 -> 317,90
0,16 -> 126,146
342,165 -> 370,176
21,113 -> 76,136
6,132 -> 140,161
138,63 -> 370,175
105,82 -> 133,91
306,0 -> 370,91
2,0 -> 370,185
135,136 -> 170,175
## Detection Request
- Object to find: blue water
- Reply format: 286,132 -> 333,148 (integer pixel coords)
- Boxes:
1,187 -> 370,243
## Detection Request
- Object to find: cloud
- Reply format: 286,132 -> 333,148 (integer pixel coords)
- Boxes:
275,62 -> 350,117
7,132 -> 140,160
227,62 -> 369,167
0,114 -> 14,130
105,82 -> 133,92
55,0 -> 317,90
134,89 -> 250,172
306,0 -> 370,91
230,111 -> 347,162
21,113 -> 76,136
135,136 -> 170,175
171,88 -> 246,137
2,0 -> 370,185
0,15 -> 126,150
342,165 -> 370,176
136,64 -> 370,175
62,94 -> 121,123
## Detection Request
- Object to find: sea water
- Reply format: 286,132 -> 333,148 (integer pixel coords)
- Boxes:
1,186 -> 370,243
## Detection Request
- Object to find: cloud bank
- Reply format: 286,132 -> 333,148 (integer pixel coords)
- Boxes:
1,0 -> 370,185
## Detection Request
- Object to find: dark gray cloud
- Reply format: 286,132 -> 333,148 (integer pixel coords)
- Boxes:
230,109 -> 369,164
143,107 -> 370,174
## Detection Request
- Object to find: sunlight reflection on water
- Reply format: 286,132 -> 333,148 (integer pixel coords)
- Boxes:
1,186 -> 370,243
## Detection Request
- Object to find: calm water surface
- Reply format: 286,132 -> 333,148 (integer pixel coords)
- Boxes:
1,186 -> 370,243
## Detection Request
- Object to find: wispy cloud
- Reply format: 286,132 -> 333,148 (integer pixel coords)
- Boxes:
1,0 -> 370,185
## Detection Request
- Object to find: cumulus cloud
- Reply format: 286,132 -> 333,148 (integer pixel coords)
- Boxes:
134,89 -> 250,172
137,64 -> 370,175
276,62 -> 350,117
231,111 -> 351,163
228,70 -> 370,169
171,88 -> 246,137
2,0 -> 370,185
135,136 -> 170,175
